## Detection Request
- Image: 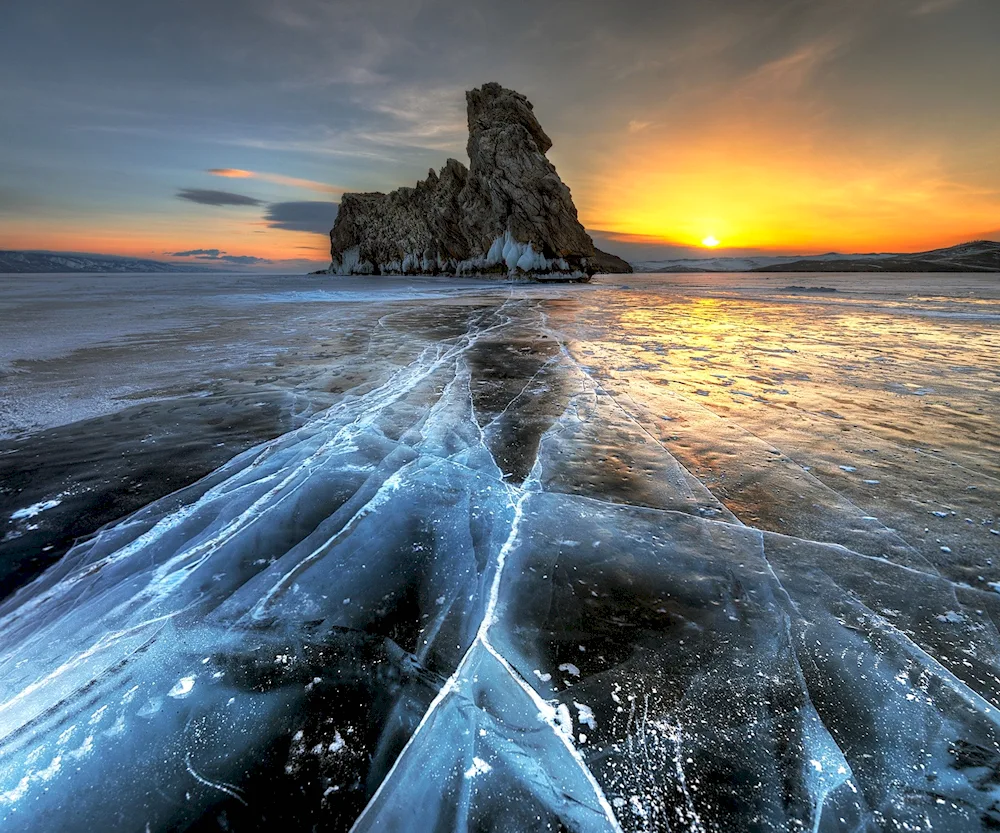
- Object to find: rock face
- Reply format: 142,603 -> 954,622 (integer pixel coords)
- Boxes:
329,83 -> 631,279
589,248 -> 634,275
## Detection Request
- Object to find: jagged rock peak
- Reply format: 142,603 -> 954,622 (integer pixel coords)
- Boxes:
328,82 -> 631,280
466,82 -> 553,154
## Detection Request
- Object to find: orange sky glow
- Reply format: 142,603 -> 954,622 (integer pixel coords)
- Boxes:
576,36 -> 1000,255
3,0 -> 999,268
0,216 -> 328,264
583,127 -> 1000,254
4,60 -> 1000,264
4,124 -> 997,263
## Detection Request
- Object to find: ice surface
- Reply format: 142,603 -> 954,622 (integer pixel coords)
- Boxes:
0,271 -> 999,830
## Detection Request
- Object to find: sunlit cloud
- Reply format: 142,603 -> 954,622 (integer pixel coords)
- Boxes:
740,37 -> 846,95
207,168 -> 253,178
207,168 -> 342,195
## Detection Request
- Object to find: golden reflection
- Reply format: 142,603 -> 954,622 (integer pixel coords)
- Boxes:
582,286 -> 1000,457
547,275 -> 1000,568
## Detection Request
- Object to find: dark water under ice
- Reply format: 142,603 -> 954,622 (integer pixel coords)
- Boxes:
1,270 -> 999,831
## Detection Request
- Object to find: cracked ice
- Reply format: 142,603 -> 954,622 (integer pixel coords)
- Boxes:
1,272 -> 1000,831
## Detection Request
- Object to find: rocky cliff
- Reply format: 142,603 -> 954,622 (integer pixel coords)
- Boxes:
329,83 -> 631,279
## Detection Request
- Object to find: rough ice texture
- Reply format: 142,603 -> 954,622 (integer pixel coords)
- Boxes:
3,274 -> 1000,831
328,83 -> 631,279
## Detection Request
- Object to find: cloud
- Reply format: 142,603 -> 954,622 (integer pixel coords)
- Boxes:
741,36 -> 846,95
263,201 -> 339,234
171,248 -> 222,257
176,188 -> 262,206
209,85 -> 467,167
5,0 -> 998,259
362,86 -> 468,151
170,248 -> 271,265
219,254 -> 271,265
588,229 -> 699,262
206,168 -> 253,178
627,120 -> 651,134
911,0 -> 963,14
207,168 -> 341,195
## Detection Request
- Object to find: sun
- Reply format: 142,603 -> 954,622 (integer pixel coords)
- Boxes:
701,235 -> 721,248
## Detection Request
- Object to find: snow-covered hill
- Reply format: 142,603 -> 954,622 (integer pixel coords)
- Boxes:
632,253 -> 894,273
632,241 -> 999,273
758,240 -> 1000,273
0,251 -> 209,274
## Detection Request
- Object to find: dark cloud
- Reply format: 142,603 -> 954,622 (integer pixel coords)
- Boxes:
264,201 -> 338,234
176,189 -> 262,207
220,254 -> 271,265
588,231 -> 697,263
588,230 -> 850,262
171,248 -> 222,257
170,248 -> 271,265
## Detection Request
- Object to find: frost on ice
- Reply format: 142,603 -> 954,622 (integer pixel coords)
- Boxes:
1,284 -> 999,832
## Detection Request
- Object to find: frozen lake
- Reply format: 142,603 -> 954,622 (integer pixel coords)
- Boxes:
1,270 -> 999,831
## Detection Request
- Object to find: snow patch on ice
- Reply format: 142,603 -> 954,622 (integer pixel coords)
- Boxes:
168,676 -> 195,698
10,499 -> 62,521
463,756 -> 492,779
574,701 -> 597,730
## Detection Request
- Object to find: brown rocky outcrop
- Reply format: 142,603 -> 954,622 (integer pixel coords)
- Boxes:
328,83 -> 631,279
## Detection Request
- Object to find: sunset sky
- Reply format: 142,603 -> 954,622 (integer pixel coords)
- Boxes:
1,0 -> 998,270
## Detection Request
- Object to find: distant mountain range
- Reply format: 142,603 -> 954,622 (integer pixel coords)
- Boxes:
5,240 -> 998,276
633,240 -> 1000,274
0,251 -> 209,274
